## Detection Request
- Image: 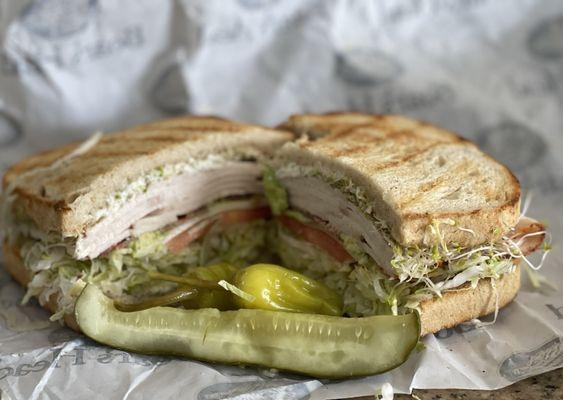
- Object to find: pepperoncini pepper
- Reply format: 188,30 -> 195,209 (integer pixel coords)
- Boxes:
232,263 -> 343,316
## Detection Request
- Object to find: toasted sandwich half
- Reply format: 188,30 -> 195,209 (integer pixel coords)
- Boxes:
271,113 -> 547,334
1,116 -> 292,328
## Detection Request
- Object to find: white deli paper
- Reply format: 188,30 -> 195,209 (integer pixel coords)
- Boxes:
0,1 -> 562,399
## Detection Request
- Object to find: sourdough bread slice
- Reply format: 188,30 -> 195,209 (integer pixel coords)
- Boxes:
2,240 -> 520,336
278,112 -> 521,247
3,116 -> 292,237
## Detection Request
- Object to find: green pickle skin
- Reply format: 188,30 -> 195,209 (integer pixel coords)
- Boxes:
76,284 -> 421,379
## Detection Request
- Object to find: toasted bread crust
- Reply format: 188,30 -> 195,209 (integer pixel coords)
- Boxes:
2,241 -> 520,336
3,116 -> 293,237
280,112 -> 521,247
419,265 -> 520,335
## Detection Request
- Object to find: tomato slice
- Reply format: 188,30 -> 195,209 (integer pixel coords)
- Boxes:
167,207 -> 271,254
219,206 -> 271,225
278,215 -> 353,263
167,220 -> 214,254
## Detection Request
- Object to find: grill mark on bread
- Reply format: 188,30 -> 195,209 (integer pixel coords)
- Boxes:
133,135 -> 198,142
4,112 -> 519,248
279,113 -> 522,247
384,129 -> 419,141
307,122 -> 460,151
403,194 -> 520,221
2,145 -> 78,188
101,133 -> 203,144
303,125 -> 390,148
361,142 -> 452,174
293,114 -> 390,140
322,111 -> 386,118
150,125 -> 247,133
306,123 -> 462,170
77,150 -> 153,159
315,125 -> 391,155
302,112 -> 388,125
316,123 -> 402,144
321,144 -> 373,157
153,115 -> 229,123
396,162 -> 470,210
101,124 -> 248,144
324,124 -> 382,141
132,116 -> 237,130
4,116 -> 291,236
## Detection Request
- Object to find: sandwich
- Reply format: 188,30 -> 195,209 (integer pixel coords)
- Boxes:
0,113 -> 549,378
1,116 -> 292,328
271,113 -> 548,334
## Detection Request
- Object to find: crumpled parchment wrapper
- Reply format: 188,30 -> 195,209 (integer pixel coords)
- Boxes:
0,1 -> 562,399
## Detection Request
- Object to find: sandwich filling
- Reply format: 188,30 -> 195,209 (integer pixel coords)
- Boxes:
2,152 -> 274,320
264,164 -> 548,315
11,198 -> 270,320
1,160 -> 549,322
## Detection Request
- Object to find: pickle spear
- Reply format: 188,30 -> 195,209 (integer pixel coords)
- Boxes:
75,284 -> 420,378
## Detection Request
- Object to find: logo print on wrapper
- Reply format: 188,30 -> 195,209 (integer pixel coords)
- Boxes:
237,0 -> 279,9
0,112 -> 22,147
151,63 -> 190,115
335,49 -> 402,87
475,120 -> 563,191
528,16 -> 563,60
345,84 -> 454,115
197,380 -> 315,400
20,0 -> 97,39
500,337 -> 563,381
476,121 -> 547,173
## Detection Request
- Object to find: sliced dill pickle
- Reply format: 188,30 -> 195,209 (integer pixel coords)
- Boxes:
75,285 -> 420,378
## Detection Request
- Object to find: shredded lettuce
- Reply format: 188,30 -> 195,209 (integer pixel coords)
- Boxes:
270,223 -> 351,279
272,220 -> 526,317
17,220 -> 268,320
273,163 -> 551,309
262,166 -> 289,215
